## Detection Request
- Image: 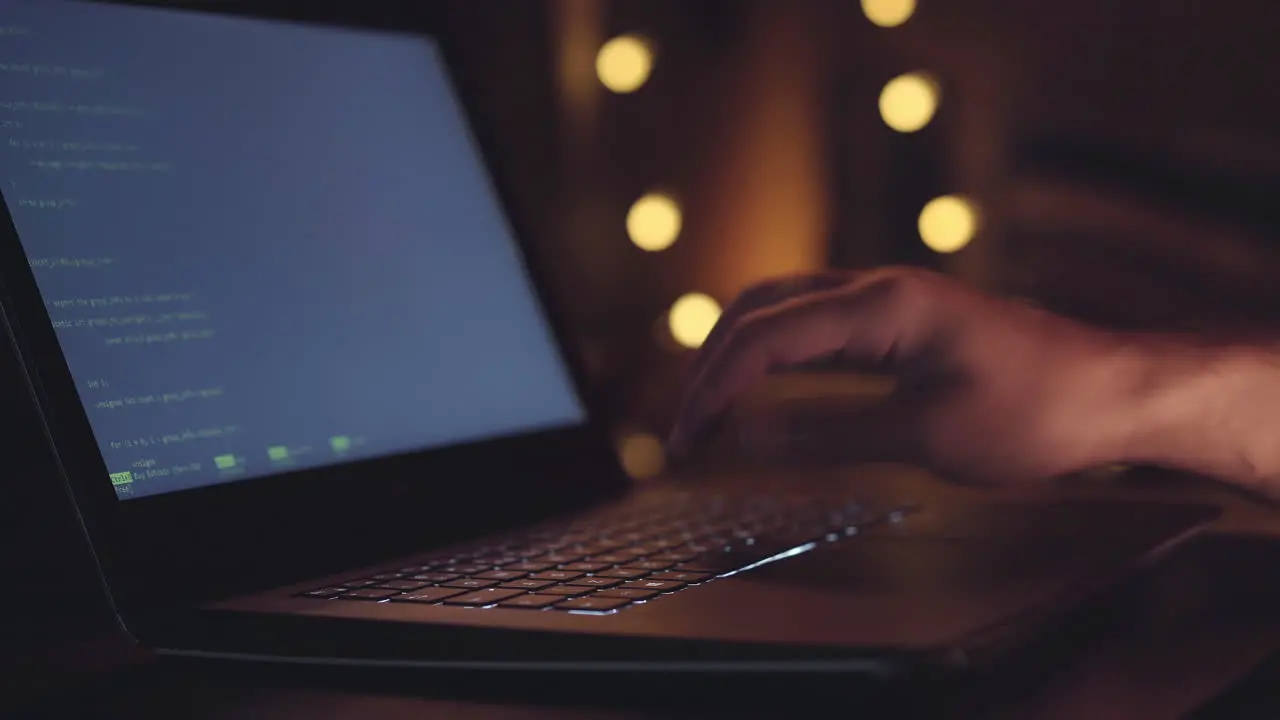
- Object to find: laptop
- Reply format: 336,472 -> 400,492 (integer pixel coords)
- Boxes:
0,0 -> 1218,678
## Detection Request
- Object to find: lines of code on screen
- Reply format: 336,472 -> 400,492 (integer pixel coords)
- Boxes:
0,1 -> 584,499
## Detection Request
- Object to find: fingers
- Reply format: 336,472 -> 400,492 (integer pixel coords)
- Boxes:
687,271 -> 858,382
669,274 -> 913,457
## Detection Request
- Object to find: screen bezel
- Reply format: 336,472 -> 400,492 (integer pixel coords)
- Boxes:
0,0 -> 629,621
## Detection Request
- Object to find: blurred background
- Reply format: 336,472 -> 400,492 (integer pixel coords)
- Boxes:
10,0 -> 1280,678
437,0 -> 1280,481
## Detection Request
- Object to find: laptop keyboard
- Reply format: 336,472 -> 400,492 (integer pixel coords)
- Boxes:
297,494 -> 916,615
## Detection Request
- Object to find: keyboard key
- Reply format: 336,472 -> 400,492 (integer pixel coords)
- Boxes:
674,563 -> 720,574
621,580 -> 686,593
594,588 -> 661,601
622,546 -> 659,557
430,555 -> 468,566
501,579 -> 556,590
530,570 -> 583,582
371,572 -> 404,581
390,587 -> 468,604
339,587 -> 400,600
590,553 -> 641,565
532,553 -> 581,564
498,594 -> 562,609
577,543 -> 625,556
504,549 -> 544,560
410,573 -> 461,583
504,562 -> 554,573
299,587 -> 346,598
629,560 -> 675,571
444,565 -> 490,575
595,567 -> 648,580
475,570 -> 526,581
442,578 -> 499,590
567,577 -> 622,588
560,562 -> 609,573
649,571 -> 714,583
376,579 -> 431,591
649,552 -> 698,563
554,597 -> 631,612
443,588 -> 528,606
537,585 -> 590,596
473,556 -> 520,567
339,579 -> 377,588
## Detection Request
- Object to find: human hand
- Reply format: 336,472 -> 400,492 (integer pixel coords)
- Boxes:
667,267 -> 1146,485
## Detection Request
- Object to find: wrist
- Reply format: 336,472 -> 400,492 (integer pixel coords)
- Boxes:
1118,333 -> 1280,493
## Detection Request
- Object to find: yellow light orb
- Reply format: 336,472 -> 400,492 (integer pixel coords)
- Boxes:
861,0 -> 916,27
668,293 -> 721,350
878,72 -> 939,133
918,195 -> 978,253
626,193 -> 682,251
618,432 -> 665,479
596,35 -> 653,94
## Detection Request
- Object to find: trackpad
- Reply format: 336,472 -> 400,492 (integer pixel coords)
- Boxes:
735,536 -> 1107,595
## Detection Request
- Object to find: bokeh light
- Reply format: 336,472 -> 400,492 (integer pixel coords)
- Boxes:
626,193 -> 682,251
861,0 -> 916,27
668,293 -> 721,349
596,35 -> 653,94
618,432 -> 665,479
878,72 -> 939,133
918,195 -> 978,253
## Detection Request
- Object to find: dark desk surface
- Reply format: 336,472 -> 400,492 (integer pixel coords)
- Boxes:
16,530 -> 1280,719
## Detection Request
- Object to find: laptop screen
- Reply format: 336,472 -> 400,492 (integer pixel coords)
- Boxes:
0,1 -> 586,499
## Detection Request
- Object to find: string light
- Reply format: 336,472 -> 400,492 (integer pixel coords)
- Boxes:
918,195 -> 978,253
596,35 -> 653,93
618,432 -> 665,478
668,293 -> 721,349
600,34 -> 673,465
626,193 -> 682,251
861,0 -> 916,27
879,72 -> 939,133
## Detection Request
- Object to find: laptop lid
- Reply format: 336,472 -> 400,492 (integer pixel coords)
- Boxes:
0,0 -> 627,621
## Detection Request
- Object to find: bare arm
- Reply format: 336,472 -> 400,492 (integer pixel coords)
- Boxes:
1124,337 -> 1280,497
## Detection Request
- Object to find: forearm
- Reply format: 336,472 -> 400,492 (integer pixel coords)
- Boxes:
1120,335 -> 1280,496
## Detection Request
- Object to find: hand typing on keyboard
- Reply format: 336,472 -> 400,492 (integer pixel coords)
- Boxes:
668,266 -> 1280,495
